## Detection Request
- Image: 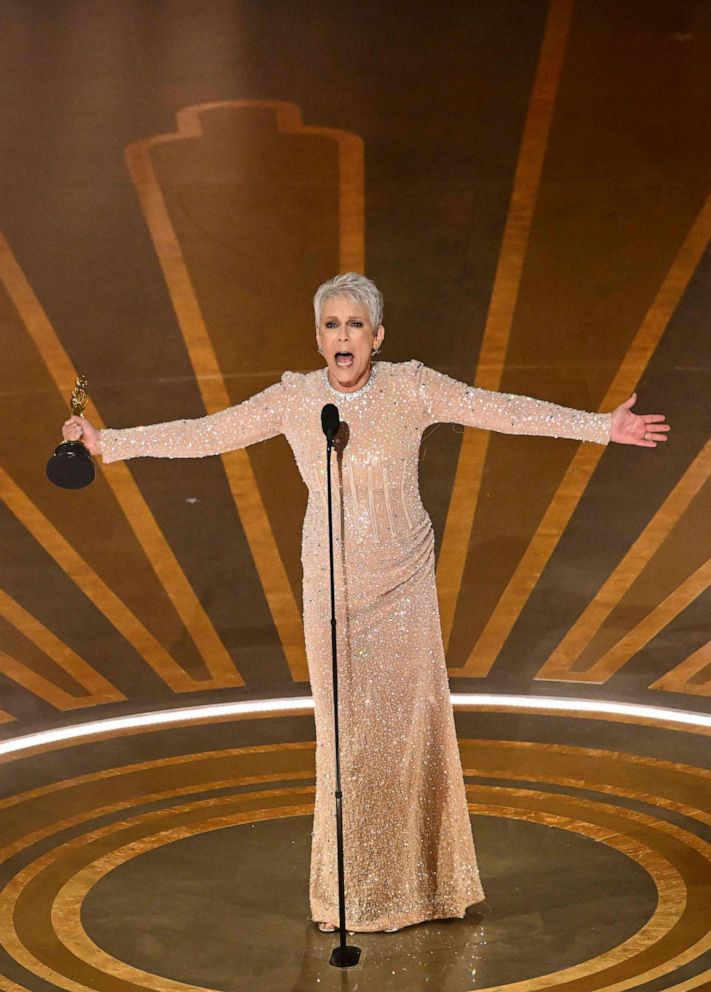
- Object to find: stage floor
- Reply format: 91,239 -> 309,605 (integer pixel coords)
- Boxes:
0,705 -> 708,992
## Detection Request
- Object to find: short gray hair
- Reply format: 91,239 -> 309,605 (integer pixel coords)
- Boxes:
313,272 -> 384,328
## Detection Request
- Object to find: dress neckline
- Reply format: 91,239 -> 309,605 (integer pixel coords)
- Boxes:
321,362 -> 379,402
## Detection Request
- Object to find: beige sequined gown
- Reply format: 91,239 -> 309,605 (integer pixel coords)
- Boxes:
100,360 -> 611,931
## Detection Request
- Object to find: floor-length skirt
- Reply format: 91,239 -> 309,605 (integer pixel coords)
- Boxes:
302,507 -> 485,931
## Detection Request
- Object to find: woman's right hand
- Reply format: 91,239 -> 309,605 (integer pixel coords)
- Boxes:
62,415 -> 101,456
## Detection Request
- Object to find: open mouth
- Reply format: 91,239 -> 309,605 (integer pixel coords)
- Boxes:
335,352 -> 354,367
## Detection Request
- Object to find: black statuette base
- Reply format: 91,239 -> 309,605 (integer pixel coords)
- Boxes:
46,441 -> 95,490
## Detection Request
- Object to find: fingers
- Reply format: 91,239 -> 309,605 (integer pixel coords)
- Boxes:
62,417 -> 84,441
641,414 -> 670,447
639,428 -> 669,446
643,423 -> 670,441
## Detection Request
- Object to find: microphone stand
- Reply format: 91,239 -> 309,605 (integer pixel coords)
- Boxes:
323,409 -> 361,968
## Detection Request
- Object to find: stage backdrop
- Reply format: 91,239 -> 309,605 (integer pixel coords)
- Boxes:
0,0 -> 709,738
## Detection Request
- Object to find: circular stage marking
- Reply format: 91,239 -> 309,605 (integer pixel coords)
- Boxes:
0,739 -> 709,991
0,693 -> 708,764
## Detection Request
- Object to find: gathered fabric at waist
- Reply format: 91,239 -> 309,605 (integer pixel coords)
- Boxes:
302,498 -> 435,593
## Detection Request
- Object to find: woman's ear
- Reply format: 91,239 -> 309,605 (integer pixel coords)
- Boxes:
375,324 -> 385,349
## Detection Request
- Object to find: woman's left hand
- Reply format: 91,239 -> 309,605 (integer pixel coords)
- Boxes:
610,392 -> 670,447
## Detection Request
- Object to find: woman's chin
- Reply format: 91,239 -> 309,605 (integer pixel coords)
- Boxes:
329,362 -> 367,390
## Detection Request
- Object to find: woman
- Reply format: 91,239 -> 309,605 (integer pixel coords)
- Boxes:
62,272 -> 669,933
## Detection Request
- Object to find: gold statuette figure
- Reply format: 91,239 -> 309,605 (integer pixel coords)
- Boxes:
70,374 -> 89,417
46,374 -> 96,489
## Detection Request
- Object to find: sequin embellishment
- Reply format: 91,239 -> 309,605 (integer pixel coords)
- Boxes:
97,359 -> 611,932
321,361 -> 379,402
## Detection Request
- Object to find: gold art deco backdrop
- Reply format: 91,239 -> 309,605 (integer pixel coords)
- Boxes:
0,0 -> 709,736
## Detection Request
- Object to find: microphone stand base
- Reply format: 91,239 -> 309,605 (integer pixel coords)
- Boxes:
329,944 -> 361,968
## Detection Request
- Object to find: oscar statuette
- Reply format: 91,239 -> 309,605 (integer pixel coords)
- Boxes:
46,375 -> 96,489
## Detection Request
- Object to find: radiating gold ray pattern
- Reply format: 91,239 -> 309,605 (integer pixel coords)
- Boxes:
437,0 -> 575,651
650,640 -> 711,697
590,560 -> 711,690
0,588 -> 121,708
0,466 -> 205,693
124,100 -> 365,683
459,189 -> 711,677
0,649 -> 116,712
537,440 -> 711,683
0,232 -> 243,689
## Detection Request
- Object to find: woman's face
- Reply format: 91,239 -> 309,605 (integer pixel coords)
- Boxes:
315,295 -> 385,392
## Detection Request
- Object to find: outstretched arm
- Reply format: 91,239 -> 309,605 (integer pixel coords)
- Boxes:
61,380 -> 286,463
415,363 -> 670,447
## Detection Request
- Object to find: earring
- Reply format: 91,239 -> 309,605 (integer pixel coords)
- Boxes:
372,345 -> 381,355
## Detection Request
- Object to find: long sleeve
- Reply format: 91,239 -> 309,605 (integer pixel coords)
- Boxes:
414,361 -> 612,445
99,379 -> 285,464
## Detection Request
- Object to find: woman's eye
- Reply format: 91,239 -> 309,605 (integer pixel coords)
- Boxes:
350,321 -> 363,328
325,321 -> 337,328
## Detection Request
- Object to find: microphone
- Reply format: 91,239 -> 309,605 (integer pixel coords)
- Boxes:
318,397 -> 360,966
321,403 -> 340,442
